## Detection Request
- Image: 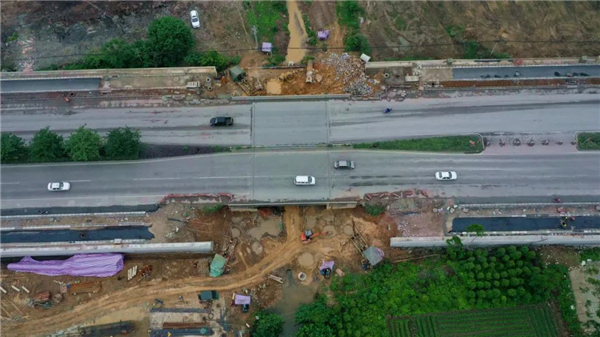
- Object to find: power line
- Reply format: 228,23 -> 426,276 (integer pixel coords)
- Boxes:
9,39 -> 600,62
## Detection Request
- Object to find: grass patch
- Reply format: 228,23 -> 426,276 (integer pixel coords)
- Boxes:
364,204 -> 386,216
580,248 -> 600,262
577,132 -> 600,150
303,14 -> 318,46
202,204 -> 225,215
395,17 -> 407,31
245,1 -> 287,42
353,135 -> 484,153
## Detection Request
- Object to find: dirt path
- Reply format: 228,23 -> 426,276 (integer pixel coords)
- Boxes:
4,207 -> 310,337
285,0 -> 307,64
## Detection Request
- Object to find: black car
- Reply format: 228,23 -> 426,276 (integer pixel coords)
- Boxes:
210,117 -> 234,126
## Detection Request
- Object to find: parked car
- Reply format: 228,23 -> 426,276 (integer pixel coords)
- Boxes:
47,182 -> 71,191
294,176 -> 316,186
190,10 -> 201,29
334,160 -> 355,169
210,117 -> 234,126
435,171 -> 457,181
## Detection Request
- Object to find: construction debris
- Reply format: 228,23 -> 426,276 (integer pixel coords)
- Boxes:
268,274 -> 283,284
11,285 -> 20,292
322,53 -> 374,96
127,265 -> 139,281
67,282 -> 102,295
21,286 -> 30,294
0,286 -> 6,294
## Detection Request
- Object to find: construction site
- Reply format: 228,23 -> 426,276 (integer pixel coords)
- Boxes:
0,201 -> 418,336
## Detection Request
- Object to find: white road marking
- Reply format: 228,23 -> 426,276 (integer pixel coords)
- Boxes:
70,180 -> 91,183
0,182 -> 20,185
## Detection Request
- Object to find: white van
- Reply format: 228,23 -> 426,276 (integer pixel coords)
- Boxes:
294,176 -> 316,186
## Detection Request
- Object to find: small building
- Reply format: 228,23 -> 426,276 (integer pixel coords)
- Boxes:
228,66 -> 246,82
198,290 -> 219,302
317,30 -> 330,40
261,42 -> 273,53
362,246 -> 383,266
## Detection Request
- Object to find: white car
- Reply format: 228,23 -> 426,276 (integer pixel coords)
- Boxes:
435,171 -> 457,181
47,182 -> 71,191
294,176 -> 316,186
190,10 -> 200,29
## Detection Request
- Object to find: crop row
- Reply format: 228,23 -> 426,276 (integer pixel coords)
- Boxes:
389,318 -> 411,337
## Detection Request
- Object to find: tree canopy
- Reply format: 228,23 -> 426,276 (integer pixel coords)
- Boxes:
0,133 -> 27,163
147,16 -> 195,67
252,311 -> 283,337
65,126 -> 103,162
104,127 -> 142,160
29,127 -> 66,162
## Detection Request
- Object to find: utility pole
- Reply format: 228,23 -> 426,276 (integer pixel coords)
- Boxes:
251,26 -> 258,50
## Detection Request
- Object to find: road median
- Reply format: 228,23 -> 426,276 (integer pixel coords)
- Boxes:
576,132 -> 600,151
352,134 -> 484,153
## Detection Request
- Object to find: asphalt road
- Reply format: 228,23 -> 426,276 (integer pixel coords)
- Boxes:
1,150 -> 599,209
0,78 -> 102,93
1,226 -> 154,243
453,65 -> 600,80
1,92 -> 598,146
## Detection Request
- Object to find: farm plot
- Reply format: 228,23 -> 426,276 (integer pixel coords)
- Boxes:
388,304 -> 561,337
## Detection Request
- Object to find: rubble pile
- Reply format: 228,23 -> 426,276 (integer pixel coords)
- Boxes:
322,53 -> 375,96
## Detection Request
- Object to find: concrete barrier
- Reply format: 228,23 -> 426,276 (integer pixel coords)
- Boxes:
0,242 -> 213,258
231,94 -> 350,102
390,235 -> 600,248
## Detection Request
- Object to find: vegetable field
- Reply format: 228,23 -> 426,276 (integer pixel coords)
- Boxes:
388,304 -> 561,337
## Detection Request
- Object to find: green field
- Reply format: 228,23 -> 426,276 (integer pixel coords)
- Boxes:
388,305 -> 560,337
353,135 -> 484,153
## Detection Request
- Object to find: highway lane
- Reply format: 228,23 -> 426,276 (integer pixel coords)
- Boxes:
1,150 -> 599,209
452,64 -> 600,80
1,92 -> 598,146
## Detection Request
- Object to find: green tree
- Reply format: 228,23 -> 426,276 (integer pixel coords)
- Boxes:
65,126 -> 103,162
147,16 -> 195,67
253,311 -> 283,337
104,127 -> 141,160
29,127 -> 66,162
344,33 -> 372,55
185,50 -> 234,72
466,224 -> 485,236
1,133 -> 27,163
296,324 -> 334,337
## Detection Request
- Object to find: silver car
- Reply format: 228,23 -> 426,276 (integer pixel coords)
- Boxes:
48,182 -> 71,191
334,160 -> 355,169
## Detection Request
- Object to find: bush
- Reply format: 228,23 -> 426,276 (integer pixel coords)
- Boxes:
29,127 -> 66,162
1,133 -> 28,163
65,126 -> 103,162
185,50 -> 237,72
344,33 -> 371,55
252,311 -> 283,337
337,1 -> 364,30
266,54 -> 286,67
146,16 -> 195,67
105,127 -> 141,160
364,204 -> 386,216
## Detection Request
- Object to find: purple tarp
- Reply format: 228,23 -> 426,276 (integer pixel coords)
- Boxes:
261,42 -> 273,53
317,30 -> 330,40
234,294 -> 251,305
320,260 -> 335,271
7,254 -> 124,277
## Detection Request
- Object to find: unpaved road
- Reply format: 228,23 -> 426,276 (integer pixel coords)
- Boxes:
2,207 -> 332,336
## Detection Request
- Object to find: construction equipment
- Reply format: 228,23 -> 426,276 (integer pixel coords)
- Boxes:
300,230 -> 329,244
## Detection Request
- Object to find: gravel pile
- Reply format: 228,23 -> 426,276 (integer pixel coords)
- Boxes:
322,53 -> 374,96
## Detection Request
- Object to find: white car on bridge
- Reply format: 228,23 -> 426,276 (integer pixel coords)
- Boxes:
47,182 -> 71,191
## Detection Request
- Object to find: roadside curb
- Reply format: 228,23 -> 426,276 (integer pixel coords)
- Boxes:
0,211 -> 148,220
461,202 -> 599,208
231,94 -> 350,102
